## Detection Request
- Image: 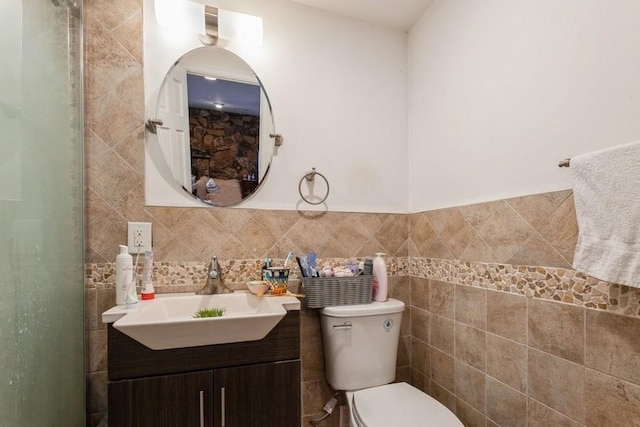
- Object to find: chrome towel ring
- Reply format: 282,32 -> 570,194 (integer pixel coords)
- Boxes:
298,167 -> 330,205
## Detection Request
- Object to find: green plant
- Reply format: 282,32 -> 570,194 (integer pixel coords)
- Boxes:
193,307 -> 226,318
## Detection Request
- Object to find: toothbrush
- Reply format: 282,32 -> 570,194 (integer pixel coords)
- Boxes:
296,257 -> 306,277
283,251 -> 294,268
308,252 -> 317,277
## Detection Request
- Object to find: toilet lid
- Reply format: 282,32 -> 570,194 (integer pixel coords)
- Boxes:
351,382 -> 463,427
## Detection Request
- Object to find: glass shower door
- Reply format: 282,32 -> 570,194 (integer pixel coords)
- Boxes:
0,0 -> 84,425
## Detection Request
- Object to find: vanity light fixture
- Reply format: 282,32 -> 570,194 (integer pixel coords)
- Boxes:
214,103 -> 224,109
154,0 -> 263,46
203,76 -> 217,81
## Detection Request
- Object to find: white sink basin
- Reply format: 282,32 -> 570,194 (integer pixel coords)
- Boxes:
102,292 -> 300,350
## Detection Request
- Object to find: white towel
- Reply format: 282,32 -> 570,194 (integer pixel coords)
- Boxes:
571,140 -> 640,288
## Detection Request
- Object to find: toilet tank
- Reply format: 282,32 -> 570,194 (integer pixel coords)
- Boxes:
320,299 -> 405,391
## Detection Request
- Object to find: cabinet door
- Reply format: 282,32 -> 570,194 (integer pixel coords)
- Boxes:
109,371 -> 214,427
214,360 -> 301,427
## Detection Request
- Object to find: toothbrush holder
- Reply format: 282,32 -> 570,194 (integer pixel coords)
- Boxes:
265,267 -> 290,295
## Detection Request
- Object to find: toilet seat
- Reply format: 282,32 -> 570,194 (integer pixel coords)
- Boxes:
349,382 -> 463,427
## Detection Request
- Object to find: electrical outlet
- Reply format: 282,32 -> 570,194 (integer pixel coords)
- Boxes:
127,222 -> 152,254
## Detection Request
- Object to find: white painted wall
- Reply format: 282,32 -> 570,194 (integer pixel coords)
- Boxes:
408,0 -> 640,211
145,0 -> 409,213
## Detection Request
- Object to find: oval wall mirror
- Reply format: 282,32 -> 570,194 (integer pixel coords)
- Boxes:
152,46 -> 277,207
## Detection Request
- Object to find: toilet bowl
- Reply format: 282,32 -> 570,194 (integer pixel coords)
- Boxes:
320,299 -> 462,426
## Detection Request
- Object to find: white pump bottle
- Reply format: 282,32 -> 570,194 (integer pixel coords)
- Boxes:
116,245 -> 136,307
372,253 -> 388,302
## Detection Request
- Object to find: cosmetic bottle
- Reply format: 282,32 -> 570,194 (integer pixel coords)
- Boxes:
372,253 -> 388,302
116,245 -> 134,307
141,250 -> 155,300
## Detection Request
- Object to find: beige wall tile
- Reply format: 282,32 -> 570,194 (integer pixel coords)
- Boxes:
528,298 -> 584,364
112,11 -> 143,63
455,361 -> 485,412
455,399 -> 486,427
333,214 -> 376,255
537,195 -> 579,264
431,346 -> 455,392
96,288 -> 116,331
87,0 -> 141,31
411,306 -> 430,344
375,215 -> 409,256
430,380 -> 456,412
400,306 -> 411,338
508,232 -> 572,269
411,337 -> 431,377
88,329 -> 107,373
478,201 -> 535,262
527,399 -> 583,427
585,369 -> 640,427
585,310 -> 640,386
424,236 -> 455,259
506,190 -> 572,231
528,349 -> 585,423
86,92 -> 141,148
397,366 -> 411,384
458,200 -> 500,230
85,287 -> 98,331
459,234 -> 497,262
410,212 -> 438,257
486,333 -> 527,393
389,276 -> 410,305
424,208 -> 454,235
411,276 -> 429,311
410,368 -> 430,394
439,209 -> 476,258
455,323 -> 486,371
430,280 -> 455,319
430,314 -> 455,355
455,284 -> 486,329
398,335 -> 411,367
300,310 -> 324,382
486,376 -> 527,427
88,371 -> 108,414
487,290 -> 527,344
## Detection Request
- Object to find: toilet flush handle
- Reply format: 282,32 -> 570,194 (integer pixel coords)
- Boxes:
333,321 -> 352,330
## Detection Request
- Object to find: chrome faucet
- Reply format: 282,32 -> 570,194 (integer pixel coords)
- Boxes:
196,256 -> 233,294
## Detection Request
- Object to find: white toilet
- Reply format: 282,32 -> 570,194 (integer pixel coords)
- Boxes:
320,298 -> 463,427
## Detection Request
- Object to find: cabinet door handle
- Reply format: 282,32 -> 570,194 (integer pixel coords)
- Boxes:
199,390 -> 205,427
221,387 -> 226,427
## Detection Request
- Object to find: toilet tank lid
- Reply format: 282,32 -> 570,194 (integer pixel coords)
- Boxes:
320,298 -> 405,317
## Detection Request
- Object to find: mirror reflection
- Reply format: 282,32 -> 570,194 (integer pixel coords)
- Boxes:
155,47 -> 275,207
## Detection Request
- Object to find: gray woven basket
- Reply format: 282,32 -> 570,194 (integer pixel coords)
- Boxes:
301,276 -> 373,308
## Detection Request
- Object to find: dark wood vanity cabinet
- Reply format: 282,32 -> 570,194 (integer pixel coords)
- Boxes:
213,361 -> 301,427
109,371 -> 214,426
107,311 -> 301,427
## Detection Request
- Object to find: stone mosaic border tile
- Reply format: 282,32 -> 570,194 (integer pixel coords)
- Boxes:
85,256 -> 408,291
411,257 -> 640,318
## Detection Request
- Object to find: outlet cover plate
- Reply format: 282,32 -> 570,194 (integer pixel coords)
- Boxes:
127,222 -> 152,254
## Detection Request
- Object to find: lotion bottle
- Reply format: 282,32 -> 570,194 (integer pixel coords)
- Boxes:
141,250 -> 155,300
372,253 -> 388,302
116,245 -> 134,307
